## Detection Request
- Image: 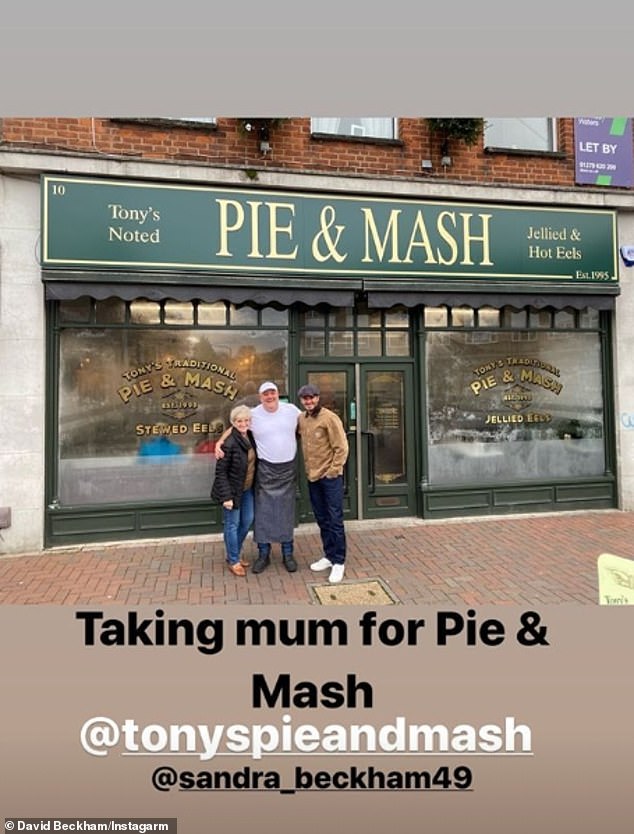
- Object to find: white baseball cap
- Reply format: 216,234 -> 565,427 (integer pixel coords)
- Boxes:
258,381 -> 279,394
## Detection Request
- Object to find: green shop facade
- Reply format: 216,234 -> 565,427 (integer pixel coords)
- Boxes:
41,175 -> 620,546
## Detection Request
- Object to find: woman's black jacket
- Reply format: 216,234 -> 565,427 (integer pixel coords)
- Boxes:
210,428 -> 257,508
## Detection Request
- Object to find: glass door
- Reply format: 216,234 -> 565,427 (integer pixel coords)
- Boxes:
297,367 -> 358,521
298,364 -> 416,520
360,365 -> 416,518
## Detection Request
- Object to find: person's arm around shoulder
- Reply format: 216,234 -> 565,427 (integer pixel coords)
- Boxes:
214,426 -> 232,460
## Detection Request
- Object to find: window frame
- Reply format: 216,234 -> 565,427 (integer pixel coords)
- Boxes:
108,117 -> 218,130
310,117 -> 399,142
483,118 -> 557,153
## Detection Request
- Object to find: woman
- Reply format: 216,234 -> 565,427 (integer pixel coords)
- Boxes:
210,405 -> 257,577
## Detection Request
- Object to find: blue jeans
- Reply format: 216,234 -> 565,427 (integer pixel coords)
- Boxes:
308,475 -> 346,565
222,488 -> 255,565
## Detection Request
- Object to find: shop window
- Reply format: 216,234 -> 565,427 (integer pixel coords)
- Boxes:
261,308 -> 289,326
54,301 -> 289,507
424,307 -> 448,328
511,331 -> 538,343
329,308 -> 354,328
298,304 -> 411,358
385,306 -> 409,328
357,332 -> 382,356
311,117 -> 397,140
579,307 -> 599,329
198,302 -> 227,325
554,308 -> 576,329
464,331 -> 499,345
385,331 -> 410,356
300,332 -> 325,356
230,305 -> 258,327
529,309 -> 553,329
425,310 -> 607,487
451,307 -> 474,328
502,308 -> 528,328
60,297 -> 92,323
300,309 -> 327,328
130,299 -> 160,324
356,308 -> 382,328
422,304 -> 602,334
95,298 -> 126,324
328,331 -> 354,356
477,307 -> 500,327
484,118 -> 556,152
164,300 -> 194,325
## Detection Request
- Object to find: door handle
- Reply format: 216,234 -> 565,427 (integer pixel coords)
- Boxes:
361,430 -> 376,493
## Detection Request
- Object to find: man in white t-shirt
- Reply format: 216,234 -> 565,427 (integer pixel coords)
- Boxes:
249,381 -> 302,573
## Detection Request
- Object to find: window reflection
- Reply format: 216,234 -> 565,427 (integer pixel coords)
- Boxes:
386,332 -> 410,356
300,309 -> 326,328
356,308 -> 381,328
366,371 -> 406,485
554,308 -> 576,329
60,297 -> 92,323
261,307 -> 288,326
95,298 -> 126,325
58,327 -> 288,505
329,331 -> 354,356
130,299 -> 160,324
164,300 -> 193,325
501,308 -> 527,328
300,332 -> 325,356
198,302 -> 227,325
529,309 -> 552,329
451,307 -> 474,328
384,306 -> 408,328
477,307 -> 499,327
426,331 -> 605,485
298,304 -> 411,358
230,305 -> 258,326
579,307 -> 599,329
358,332 -> 382,356
424,307 -> 448,327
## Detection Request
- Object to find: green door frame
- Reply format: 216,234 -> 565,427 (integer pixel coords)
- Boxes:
298,363 -> 417,521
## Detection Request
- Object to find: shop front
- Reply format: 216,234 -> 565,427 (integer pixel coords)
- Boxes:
41,175 -> 619,546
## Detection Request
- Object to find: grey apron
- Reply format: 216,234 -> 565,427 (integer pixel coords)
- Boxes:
253,458 -> 297,543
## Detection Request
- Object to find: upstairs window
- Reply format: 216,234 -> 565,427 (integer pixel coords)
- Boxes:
171,117 -> 217,127
109,117 -> 217,129
311,117 -> 397,140
484,118 -> 556,152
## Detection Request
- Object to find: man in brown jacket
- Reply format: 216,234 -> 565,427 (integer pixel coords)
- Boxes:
297,383 -> 349,583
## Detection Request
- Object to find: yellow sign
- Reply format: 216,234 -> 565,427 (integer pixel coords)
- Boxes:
597,552 -> 634,605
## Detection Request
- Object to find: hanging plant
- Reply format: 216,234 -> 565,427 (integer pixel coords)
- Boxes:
427,118 -> 484,147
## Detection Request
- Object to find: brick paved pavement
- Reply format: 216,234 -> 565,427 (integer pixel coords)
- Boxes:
1,509 -> 633,606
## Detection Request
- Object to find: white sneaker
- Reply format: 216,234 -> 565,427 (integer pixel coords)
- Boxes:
329,563 -> 345,583
310,557 -> 332,572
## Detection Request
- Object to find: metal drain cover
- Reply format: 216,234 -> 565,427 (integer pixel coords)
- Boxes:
311,578 -> 398,606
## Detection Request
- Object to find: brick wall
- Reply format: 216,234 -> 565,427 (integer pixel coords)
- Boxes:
0,116 -> 618,190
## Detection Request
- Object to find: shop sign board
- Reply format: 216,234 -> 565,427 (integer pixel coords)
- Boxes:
41,175 -> 618,284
